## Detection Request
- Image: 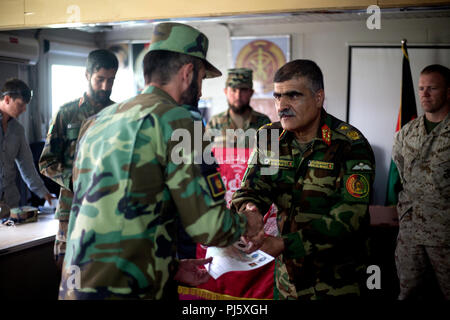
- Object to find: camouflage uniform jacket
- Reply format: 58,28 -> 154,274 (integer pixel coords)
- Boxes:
59,86 -> 246,300
206,108 -> 271,149
39,93 -> 113,220
232,109 -> 375,300
392,113 -> 450,246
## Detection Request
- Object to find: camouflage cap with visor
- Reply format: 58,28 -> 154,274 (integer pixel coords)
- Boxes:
148,22 -> 221,78
226,68 -> 253,89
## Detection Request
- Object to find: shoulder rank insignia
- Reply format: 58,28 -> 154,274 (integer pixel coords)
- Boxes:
346,130 -> 360,140
321,124 -> 331,146
339,124 -> 349,131
206,172 -> 226,200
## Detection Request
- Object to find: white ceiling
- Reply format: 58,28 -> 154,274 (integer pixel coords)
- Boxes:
71,6 -> 450,33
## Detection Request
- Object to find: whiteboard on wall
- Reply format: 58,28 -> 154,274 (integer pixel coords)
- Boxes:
347,45 -> 450,205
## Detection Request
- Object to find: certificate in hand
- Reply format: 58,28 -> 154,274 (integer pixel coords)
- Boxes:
205,244 -> 274,280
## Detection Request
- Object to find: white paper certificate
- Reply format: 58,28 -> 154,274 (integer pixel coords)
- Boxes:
205,246 -> 274,280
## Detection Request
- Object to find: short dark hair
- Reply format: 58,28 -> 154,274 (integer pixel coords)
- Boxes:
86,49 -> 119,74
143,50 -> 203,86
1,78 -> 32,103
274,59 -> 324,93
420,64 -> 450,87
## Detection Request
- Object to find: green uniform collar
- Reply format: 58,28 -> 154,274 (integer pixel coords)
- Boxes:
141,85 -> 178,106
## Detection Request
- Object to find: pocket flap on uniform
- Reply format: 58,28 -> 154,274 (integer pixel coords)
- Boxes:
67,123 -> 81,140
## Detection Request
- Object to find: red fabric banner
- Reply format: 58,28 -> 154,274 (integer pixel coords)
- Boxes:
179,147 -> 276,300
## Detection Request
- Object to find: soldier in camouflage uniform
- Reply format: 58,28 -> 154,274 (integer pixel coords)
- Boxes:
58,23 -> 263,300
39,49 -> 118,268
232,60 -> 376,300
206,68 -> 271,149
392,64 -> 450,300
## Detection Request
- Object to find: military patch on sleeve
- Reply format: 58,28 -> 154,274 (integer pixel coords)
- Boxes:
206,172 -> 226,200
347,160 -> 373,172
351,162 -> 373,171
345,174 -> 370,199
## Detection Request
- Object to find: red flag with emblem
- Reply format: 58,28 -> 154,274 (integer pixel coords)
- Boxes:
178,147 -> 277,300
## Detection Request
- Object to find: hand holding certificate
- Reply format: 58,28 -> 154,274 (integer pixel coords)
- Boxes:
205,240 -> 274,280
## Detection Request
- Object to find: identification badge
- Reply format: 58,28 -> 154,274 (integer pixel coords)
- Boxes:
263,158 -> 294,168
308,160 -> 334,170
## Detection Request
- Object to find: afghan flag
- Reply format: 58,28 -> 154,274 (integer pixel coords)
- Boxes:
385,39 -> 417,206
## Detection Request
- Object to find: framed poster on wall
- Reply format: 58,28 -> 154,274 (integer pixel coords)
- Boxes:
231,35 -> 290,98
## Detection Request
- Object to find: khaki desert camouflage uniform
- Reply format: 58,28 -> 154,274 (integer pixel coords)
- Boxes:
59,23 -> 248,299
232,109 -> 376,300
392,113 -> 450,299
39,93 -> 113,260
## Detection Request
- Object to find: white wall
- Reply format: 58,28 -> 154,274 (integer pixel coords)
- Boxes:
230,17 -> 450,120
103,17 -> 450,118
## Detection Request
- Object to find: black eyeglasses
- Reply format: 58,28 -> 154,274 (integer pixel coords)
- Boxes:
1,90 -> 33,103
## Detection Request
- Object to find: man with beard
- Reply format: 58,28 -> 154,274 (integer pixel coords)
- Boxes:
39,49 -> 118,270
58,23 -> 264,300
392,64 -> 450,300
232,59 -> 375,300
206,68 -> 271,149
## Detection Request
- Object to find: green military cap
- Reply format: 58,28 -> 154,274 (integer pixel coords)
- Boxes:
148,22 -> 221,79
226,68 -> 253,89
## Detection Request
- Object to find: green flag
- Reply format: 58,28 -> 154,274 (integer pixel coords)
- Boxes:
385,39 -> 417,206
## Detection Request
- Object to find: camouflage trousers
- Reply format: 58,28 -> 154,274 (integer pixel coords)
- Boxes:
395,228 -> 450,300
54,219 -> 69,261
274,256 -> 297,299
